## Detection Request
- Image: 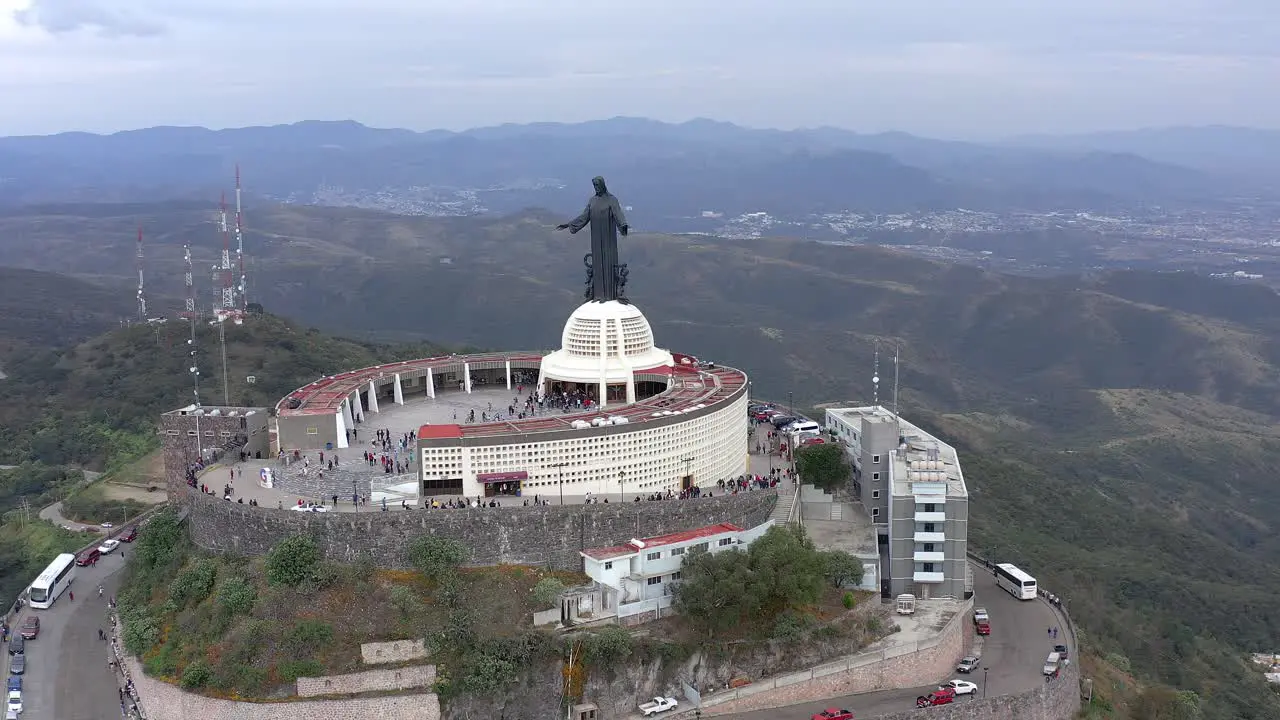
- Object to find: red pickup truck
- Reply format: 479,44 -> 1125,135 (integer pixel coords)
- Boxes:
916,687 -> 956,708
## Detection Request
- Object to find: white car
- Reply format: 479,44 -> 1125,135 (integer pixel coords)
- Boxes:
98,539 -> 121,554
100,522 -> 113,529
6,689 -> 21,715
944,679 -> 978,696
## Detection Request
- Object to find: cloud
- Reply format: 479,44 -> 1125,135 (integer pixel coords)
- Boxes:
13,0 -> 164,37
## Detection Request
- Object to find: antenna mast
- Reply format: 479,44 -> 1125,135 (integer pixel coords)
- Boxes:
135,225 -> 147,322
872,342 -> 881,407
181,244 -> 197,318
234,164 -> 247,313
892,344 -> 902,438
187,310 -> 204,462
216,192 -> 235,315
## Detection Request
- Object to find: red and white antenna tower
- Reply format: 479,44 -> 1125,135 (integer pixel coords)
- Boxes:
181,243 -> 197,319
213,191 -> 235,317
234,164 -> 247,313
136,225 -> 147,322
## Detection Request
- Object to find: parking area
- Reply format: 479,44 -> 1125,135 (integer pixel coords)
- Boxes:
4,546 -> 131,719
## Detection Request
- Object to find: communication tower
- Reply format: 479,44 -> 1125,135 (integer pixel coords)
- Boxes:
181,244 -> 197,319
214,192 -> 236,317
234,164 -> 247,313
136,225 -> 147,322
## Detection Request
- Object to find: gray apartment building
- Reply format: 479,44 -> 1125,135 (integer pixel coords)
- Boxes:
823,406 -> 969,600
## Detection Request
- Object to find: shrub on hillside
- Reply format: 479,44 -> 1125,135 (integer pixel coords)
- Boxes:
168,558 -> 218,608
215,576 -> 257,616
531,577 -> 566,610
265,534 -> 321,586
408,536 -> 468,581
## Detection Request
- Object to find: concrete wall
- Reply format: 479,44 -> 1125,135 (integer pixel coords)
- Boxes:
361,639 -> 428,666
702,599 -> 972,716
125,658 -> 441,720
295,665 -> 435,698
184,486 -> 778,571
161,407 -> 269,497
875,659 -> 1080,720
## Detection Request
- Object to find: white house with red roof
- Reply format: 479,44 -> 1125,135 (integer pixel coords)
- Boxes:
579,520 -> 774,625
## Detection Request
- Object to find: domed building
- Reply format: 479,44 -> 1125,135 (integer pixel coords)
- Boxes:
538,300 -> 675,406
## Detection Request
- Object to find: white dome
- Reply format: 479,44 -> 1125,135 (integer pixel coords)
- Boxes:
539,301 -> 674,405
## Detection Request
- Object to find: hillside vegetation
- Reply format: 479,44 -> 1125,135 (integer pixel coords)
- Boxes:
1,206 -> 1280,716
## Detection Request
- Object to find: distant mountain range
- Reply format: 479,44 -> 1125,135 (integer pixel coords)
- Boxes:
1,118 -> 1274,223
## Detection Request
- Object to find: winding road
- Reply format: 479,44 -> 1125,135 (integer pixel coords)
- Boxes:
718,563 -> 1068,719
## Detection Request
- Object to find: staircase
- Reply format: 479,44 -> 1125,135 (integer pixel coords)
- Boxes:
771,485 -> 800,526
830,503 -> 843,521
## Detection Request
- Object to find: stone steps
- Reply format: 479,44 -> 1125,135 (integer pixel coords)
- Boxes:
770,486 -> 798,525
830,503 -> 843,521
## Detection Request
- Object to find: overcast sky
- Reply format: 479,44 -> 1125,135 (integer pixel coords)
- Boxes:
1,0 -> 1275,138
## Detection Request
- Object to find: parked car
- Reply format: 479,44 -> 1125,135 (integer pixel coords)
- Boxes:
1053,644 -> 1069,660
100,522 -> 113,529
4,678 -> 18,693
76,548 -> 100,566
6,689 -> 20,716
97,539 -> 121,555
8,654 -> 24,675
943,680 -> 978,696
638,697 -> 678,716
19,617 -> 38,640
916,687 -> 956,707
956,655 -> 981,673
6,635 -> 23,656
1043,651 -> 1062,676
119,526 -> 138,542
812,708 -> 854,720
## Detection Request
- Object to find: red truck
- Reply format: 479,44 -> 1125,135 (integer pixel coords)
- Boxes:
916,687 -> 956,708
812,709 -> 854,720
974,607 -> 991,635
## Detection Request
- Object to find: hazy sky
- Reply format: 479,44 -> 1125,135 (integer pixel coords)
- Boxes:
1,0 -> 1275,138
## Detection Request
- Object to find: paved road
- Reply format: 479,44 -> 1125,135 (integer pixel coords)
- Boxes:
3,548 -> 130,720
718,563 -> 1067,719
39,470 -> 105,532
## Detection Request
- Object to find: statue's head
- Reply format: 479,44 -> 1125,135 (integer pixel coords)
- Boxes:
592,176 -> 608,195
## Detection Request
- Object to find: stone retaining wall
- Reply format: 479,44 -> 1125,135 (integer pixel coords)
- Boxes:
362,639 -> 429,665
184,487 -> 777,570
703,599 -> 971,716
295,665 -> 436,697
876,659 -> 1080,720
125,658 -> 441,720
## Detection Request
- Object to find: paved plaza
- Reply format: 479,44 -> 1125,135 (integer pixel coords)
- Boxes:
197,389 -> 787,513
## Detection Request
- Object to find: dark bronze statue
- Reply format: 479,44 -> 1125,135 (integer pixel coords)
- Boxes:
557,176 -> 630,303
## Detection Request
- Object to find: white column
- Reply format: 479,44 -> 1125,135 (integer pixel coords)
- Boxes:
352,390 -> 364,422
625,374 -> 636,404
367,380 -> 380,413
341,397 -> 354,429
598,381 -> 608,409
335,410 -> 349,449
463,363 -> 472,393
505,360 -> 512,390
426,368 -> 436,398
394,373 -> 405,405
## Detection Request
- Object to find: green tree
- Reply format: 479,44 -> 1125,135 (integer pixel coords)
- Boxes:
531,577 -> 566,610
820,550 -> 865,588
408,536 -> 469,581
794,443 -> 850,492
264,534 -> 321,586
215,576 -> 257,616
673,525 -> 825,638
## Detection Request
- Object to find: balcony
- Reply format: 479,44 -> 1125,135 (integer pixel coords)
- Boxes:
913,531 -> 945,543
913,551 -> 945,563
914,511 -> 946,523
914,571 -> 945,583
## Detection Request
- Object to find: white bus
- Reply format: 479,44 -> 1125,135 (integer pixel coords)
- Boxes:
994,562 -> 1037,600
27,553 -> 77,609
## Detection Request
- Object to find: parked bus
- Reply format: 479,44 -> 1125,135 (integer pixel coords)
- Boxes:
27,553 -> 76,609
994,563 -> 1037,600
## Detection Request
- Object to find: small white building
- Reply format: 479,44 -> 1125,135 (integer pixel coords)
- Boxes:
580,520 -> 774,625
